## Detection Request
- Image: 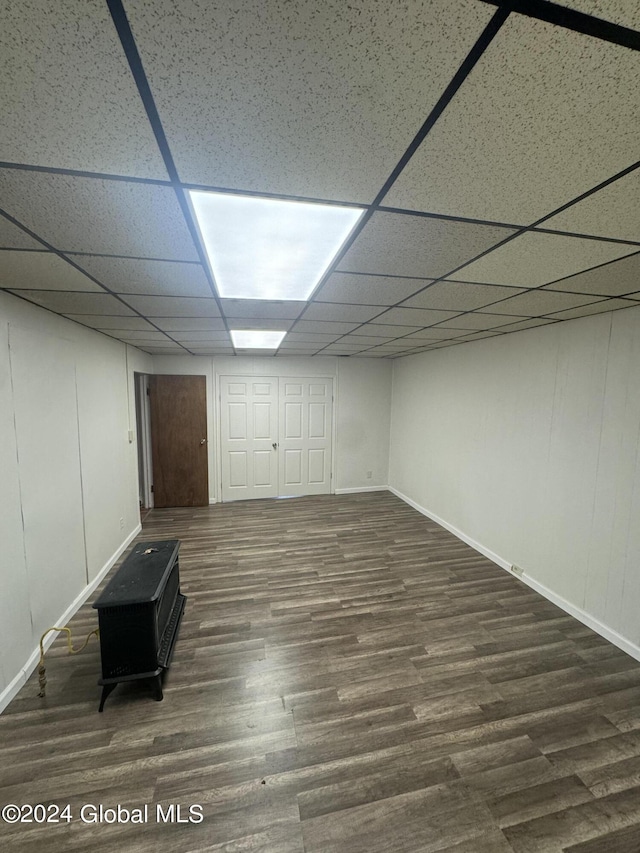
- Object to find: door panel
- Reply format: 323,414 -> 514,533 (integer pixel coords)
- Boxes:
278,377 -> 333,497
149,374 -> 208,507
220,376 -> 278,500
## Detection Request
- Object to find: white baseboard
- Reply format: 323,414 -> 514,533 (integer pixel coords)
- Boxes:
0,524 -> 142,715
335,485 -> 389,495
389,486 -> 640,665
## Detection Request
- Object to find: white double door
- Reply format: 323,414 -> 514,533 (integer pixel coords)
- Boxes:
220,376 -> 333,501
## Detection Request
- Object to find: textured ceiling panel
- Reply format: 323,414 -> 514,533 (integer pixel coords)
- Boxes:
353,323 -> 423,337
228,318 -> 296,331
0,218 -> 45,250
315,272 -> 427,306
400,280 -> 525,312
72,256 -> 212,297
292,320 -> 360,335
11,290 -> 135,315
122,295 -> 221,317
541,252 -> 640,297
339,213 -> 515,279
546,299 -> 637,320
435,312 -> 524,331
170,332 -> 231,342
375,306 -> 460,327
477,290 -> 605,316
449,232 -> 635,287
152,317 -> 227,332
64,315 -> 157,331
0,252 -> 102,292
0,172 -> 198,260
301,303 -> 382,323
542,169 -> 640,243
384,14 -> 640,223
124,0 -> 494,200
0,1 -> 167,178
220,299 -> 304,320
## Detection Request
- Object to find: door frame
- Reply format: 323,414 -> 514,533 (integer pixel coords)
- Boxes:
214,372 -> 337,502
134,372 -> 154,510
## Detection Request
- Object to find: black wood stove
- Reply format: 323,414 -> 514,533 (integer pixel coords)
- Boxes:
92,539 -> 186,711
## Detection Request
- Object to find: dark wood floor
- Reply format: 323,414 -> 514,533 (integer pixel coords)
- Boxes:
2,492 -> 640,852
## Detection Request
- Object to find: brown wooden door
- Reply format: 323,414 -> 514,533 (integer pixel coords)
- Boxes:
149,375 -> 208,507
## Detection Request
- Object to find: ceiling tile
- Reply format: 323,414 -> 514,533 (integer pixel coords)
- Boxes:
9,291 -> 134,315
119,335 -> 176,346
478,290 -> 605,316
64,315 -> 157,331
111,330 -> 172,342
541,252 -> 640,298
293,320 -> 360,335
123,296 -> 221,317
354,323 -> 422,337
186,344 -> 234,352
435,312 -> 524,331
384,14 -> 640,222
153,317 -> 227,332
278,341 -> 323,350
301,303 -> 382,323
171,332 -> 231,342
553,1 -> 640,30
374,306 -> 459,326
545,299 -> 637,321
449,232 -> 635,288
0,2 -> 167,178
71,256 -> 212,297
0,171 -> 198,260
275,349 -> 321,356
489,318 -> 560,333
284,332 -> 340,344
542,169 -> 640,243
124,0 -> 494,201
339,212 -> 514,278
0,218 -> 44,250
0,251 -> 103,292
315,272 -> 427,306
220,299 -> 305,320
339,335 -> 396,345
228,318 -> 296,331
400,280 -> 525,312
403,328 -> 470,341
139,347 -> 189,355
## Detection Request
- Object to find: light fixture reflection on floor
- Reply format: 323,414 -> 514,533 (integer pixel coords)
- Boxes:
230,330 -> 287,349
189,190 -> 364,300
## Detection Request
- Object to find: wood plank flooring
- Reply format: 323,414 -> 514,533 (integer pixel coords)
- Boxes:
2,491 -> 640,852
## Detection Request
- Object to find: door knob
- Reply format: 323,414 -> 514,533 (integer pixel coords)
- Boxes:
200,438 -> 206,445
272,442 -> 278,450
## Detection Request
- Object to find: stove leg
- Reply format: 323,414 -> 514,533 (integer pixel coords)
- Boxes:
152,674 -> 164,702
98,683 -> 117,712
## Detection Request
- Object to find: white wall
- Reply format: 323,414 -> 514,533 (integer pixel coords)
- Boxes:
151,354 -> 392,499
0,291 -> 152,709
389,305 -> 640,656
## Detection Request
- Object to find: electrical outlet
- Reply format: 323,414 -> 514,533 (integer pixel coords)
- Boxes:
366,471 -> 372,479
119,517 -> 125,530
510,564 -> 524,577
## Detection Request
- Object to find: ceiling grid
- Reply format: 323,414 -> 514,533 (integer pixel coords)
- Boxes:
1,0 -> 639,358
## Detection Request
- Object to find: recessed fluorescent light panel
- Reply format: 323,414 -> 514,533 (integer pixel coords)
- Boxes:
189,190 -> 364,300
230,330 -> 286,349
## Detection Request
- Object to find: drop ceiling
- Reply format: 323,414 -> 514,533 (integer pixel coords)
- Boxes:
1,0 -> 639,359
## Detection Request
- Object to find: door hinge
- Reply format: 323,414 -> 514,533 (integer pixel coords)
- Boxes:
150,484 -> 154,493
146,386 -> 150,396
